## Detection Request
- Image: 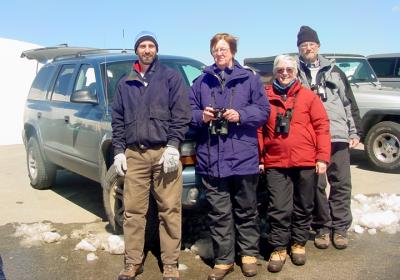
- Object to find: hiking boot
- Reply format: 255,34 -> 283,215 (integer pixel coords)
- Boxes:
241,255 -> 257,277
118,263 -> 143,280
291,243 -> 306,266
208,263 -> 234,280
267,249 -> 287,273
163,264 -> 180,280
333,233 -> 348,249
314,232 -> 330,249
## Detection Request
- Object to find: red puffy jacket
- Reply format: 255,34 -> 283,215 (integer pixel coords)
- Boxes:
258,80 -> 331,168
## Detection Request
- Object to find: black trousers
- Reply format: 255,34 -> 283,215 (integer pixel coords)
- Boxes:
202,174 -> 259,265
265,167 -> 317,250
312,142 -> 352,235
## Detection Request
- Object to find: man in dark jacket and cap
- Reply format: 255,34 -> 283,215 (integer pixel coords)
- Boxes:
112,30 -> 191,280
295,26 -> 362,251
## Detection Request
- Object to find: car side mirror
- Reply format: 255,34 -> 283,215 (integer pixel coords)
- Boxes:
70,89 -> 98,104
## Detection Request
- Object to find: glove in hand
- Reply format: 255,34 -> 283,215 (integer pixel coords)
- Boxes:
158,146 -> 180,173
114,153 -> 127,176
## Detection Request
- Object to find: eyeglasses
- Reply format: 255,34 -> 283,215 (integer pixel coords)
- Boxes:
276,67 -> 295,74
212,47 -> 230,55
299,42 -> 319,49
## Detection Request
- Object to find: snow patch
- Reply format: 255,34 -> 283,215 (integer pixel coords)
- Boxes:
351,193 -> 400,234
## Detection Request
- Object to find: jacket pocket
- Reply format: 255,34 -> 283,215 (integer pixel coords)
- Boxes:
149,110 -> 170,143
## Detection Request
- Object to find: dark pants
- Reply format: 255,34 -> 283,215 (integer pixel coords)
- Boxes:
265,167 -> 317,250
312,142 -> 352,235
202,174 -> 259,265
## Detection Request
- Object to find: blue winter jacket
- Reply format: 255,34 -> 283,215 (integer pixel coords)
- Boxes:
111,58 -> 191,155
189,60 -> 270,177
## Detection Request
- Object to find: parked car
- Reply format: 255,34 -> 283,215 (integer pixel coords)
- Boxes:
244,54 -> 400,172
21,46 -> 205,233
368,53 -> 400,88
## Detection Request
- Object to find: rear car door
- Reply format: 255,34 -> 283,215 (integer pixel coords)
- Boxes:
41,64 -> 76,162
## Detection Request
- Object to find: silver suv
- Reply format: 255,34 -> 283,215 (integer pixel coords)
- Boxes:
244,54 -> 400,172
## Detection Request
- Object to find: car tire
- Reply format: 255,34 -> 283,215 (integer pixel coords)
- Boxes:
103,166 -> 124,234
26,137 -> 56,189
102,165 -> 160,243
365,121 -> 400,172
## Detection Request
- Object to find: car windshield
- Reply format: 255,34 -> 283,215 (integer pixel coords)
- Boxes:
333,58 -> 378,83
102,59 -> 204,103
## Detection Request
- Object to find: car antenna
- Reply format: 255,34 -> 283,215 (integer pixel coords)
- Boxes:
122,29 -> 127,53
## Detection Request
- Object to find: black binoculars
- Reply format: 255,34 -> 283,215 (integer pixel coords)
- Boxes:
210,108 -> 228,135
275,111 -> 291,134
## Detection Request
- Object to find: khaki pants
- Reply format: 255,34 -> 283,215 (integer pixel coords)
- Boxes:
123,146 -> 182,265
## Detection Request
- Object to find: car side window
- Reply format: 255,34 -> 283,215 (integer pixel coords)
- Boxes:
28,65 -> 56,100
74,64 -> 97,95
369,58 -> 396,78
51,65 -> 75,102
181,64 -> 203,86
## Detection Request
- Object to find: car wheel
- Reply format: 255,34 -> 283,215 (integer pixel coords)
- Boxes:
27,137 -> 56,189
103,166 -> 124,234
365,121 -> 400,172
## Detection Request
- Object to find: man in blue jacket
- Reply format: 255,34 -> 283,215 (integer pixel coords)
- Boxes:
112,31 -> 191,280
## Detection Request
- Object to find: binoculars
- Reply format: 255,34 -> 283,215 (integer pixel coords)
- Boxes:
210,108 -> 228,135
275,112 -> 291,134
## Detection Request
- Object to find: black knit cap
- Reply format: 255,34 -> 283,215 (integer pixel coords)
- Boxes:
134,31 -> 158,53
297,26 -> 320,46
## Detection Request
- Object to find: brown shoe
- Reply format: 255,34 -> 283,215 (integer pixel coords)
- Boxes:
333,233 -> 348,249
163,264 -> 180,280
208,264 -> 234,280
241,256 -> 257,277
267,249 -> 287,273
118,263 -> 143,280
291,243 -> 306,266
314,232 -> 330,249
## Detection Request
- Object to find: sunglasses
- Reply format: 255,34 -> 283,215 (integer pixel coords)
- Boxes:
276,67 -> 295,74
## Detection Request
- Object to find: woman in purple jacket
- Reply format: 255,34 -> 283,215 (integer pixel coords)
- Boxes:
189,33 -> 270,280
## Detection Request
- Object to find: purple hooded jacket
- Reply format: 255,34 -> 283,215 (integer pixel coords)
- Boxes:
189,60 -> 270,178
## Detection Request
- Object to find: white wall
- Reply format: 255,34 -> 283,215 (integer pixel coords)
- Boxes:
0,38 -> 42,145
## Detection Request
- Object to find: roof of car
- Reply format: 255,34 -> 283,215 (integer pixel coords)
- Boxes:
367,53 -> 400,59
21,45 -> 201,64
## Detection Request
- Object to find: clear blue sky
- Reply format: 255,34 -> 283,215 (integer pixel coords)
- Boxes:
1,0 -> 399,64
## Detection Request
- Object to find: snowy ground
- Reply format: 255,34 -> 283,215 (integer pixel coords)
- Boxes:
11,193 -> 400,264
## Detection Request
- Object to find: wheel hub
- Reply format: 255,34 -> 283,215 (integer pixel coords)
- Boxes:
373,133 -> 400,163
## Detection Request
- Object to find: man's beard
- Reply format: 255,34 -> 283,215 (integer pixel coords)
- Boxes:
140,54 -> 155,65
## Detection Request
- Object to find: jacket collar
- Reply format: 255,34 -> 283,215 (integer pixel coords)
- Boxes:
126,56 -> 159,83
203,59 -> 248,83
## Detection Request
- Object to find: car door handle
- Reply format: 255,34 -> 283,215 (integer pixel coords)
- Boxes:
64,115 -> 70,123
37,112 -> 42,119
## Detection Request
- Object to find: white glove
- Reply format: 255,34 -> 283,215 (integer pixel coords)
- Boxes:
158,146 -> 180,173
114,153 -> 127,176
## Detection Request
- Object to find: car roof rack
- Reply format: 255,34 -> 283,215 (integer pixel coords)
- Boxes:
21,44 -> 135,63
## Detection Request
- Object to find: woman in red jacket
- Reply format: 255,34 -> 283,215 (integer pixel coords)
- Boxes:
258,54 -> 331,273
